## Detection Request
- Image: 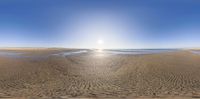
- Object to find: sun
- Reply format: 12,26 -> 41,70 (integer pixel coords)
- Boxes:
96,39 -> 104,51
97,39 -> 104,45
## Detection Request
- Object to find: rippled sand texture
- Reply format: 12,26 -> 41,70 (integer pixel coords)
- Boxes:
0,49 -> 200,99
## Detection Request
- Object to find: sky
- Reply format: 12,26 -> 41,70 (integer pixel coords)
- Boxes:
0,0 -> 200,49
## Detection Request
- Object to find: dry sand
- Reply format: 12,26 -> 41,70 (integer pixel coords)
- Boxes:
0,49 -> 200,99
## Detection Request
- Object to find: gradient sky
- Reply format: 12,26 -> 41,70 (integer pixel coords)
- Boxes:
0,0 -> 200,49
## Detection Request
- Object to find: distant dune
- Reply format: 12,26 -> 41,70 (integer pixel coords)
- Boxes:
0,49 -> 200,99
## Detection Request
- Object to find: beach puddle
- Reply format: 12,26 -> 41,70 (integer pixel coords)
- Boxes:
191,51 -> 200,55
0,51 -> 24,58
52,50 -> 88,57
0,51 -> 49,60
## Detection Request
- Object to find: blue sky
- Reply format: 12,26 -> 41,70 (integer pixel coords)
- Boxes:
0,0 -> 200,48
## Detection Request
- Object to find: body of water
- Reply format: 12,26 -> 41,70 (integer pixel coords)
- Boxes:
0,49 -> 177,58
191,51 -> 200,55
101,49 -> 177,55
53,50 -> 88,57
0,51 -> 23,57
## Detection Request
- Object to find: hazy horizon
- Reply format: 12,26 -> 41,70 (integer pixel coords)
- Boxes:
0,47 -> 196,50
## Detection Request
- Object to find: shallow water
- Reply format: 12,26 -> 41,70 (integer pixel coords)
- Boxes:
63,50 -> 88,56
57,49 -> 176,56
0,51 -> 23,57
0,51 -> 48,60
0,49 -> 176,58
0,50 -> 89,58
191,51 -> 200,55
53,50 -> 88,57
102,49 -> 176,55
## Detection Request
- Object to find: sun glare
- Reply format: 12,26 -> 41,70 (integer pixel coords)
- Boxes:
97,39 -> 104,45
96,39 -> 104,51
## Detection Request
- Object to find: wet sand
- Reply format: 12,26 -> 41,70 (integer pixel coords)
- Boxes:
0,49 -> 200,99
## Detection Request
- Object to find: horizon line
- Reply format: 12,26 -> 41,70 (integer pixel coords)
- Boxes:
0,47 -> 199,50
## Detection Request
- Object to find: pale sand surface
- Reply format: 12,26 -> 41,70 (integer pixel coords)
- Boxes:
0,49 -> 200,99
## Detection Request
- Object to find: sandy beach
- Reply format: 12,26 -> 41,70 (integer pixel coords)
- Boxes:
0,49 -> 200,99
